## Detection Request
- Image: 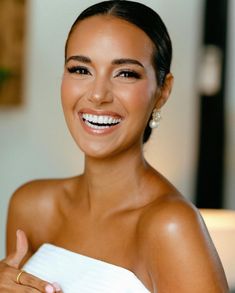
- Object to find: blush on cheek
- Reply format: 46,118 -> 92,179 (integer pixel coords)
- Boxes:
124,84 -> 154,112
61,77 -> 82,105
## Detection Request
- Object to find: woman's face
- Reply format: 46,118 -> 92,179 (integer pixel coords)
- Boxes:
61,15 -> 160,158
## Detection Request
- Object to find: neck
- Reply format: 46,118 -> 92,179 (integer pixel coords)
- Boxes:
81,144 -> 151,213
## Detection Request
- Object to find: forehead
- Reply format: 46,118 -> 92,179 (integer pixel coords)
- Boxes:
66,15 -> 154,63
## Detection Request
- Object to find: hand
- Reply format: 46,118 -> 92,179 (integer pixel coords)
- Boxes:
0,230 -> 62,292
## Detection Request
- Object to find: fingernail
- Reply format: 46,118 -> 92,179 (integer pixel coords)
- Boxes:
45,284 -> 55,293
52,282 -> 62,291
16,229 -> 22,236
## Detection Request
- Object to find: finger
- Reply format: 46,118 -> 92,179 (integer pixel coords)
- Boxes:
17,271 -> 60,292
45,283 -> 62,293
16,229 -> 28,259
52,282 -> 63,292
5,229 -> 29,269
17,284 -> 42,293
10,284 -> 42,293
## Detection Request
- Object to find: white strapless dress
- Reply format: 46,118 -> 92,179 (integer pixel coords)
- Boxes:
23,243 -> 151,293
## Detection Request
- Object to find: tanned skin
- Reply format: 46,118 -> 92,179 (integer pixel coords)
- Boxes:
2,16 -> 229,293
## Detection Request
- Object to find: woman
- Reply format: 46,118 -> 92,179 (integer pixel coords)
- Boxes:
0,1 -> 228,292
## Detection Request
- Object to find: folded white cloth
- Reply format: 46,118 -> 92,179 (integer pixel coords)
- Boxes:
23,243 -> 151,293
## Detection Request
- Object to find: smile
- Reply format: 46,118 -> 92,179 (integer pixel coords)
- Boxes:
82,113 -> 122,130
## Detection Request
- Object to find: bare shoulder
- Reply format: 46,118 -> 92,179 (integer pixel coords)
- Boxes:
6,177 -> 78,255
137,193 -> 229,292
137,193 -> 205,257
139,193 -> 204,239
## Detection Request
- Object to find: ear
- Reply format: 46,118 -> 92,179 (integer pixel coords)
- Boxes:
155,73 -> 174,109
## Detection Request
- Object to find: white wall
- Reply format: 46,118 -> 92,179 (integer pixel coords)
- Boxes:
0,0 -> 204,258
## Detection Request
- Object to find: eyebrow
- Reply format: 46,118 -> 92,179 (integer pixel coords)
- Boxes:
66,55 -> 144,68
66,55 -> 91,64
111,58 -> 144,68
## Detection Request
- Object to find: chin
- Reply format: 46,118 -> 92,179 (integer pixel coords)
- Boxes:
80,137 -> 142,161
82,146 -> 118,160
77,138 -> 120,159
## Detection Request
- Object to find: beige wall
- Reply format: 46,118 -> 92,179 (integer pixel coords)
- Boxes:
0,0 -> 204,258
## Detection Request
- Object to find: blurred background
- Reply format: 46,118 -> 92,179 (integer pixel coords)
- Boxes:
0,0 -> 234,290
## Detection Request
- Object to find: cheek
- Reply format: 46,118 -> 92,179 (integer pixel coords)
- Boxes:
115,80 -> 156,114
61,77 -> 73,108
61,76 -> 85,111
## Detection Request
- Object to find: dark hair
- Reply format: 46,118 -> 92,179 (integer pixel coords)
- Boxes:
65,0 -> 172,143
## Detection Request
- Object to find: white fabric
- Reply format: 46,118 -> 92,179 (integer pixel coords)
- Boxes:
23,243 -> 151,293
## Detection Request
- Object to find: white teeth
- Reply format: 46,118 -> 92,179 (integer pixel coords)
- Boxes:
82,113 -> 122,125
104,116 -> 108,124
98,116 -> 104,124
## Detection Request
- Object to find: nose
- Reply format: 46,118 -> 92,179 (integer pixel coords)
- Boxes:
88,76 -> 113,105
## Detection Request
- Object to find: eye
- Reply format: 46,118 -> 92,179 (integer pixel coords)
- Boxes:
67,66 -> 91,76
116,70 -> 141,79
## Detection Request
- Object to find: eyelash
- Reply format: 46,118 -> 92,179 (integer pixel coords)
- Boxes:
116,70 -> 141,79
67,66 -> 91,75
66,66 -> 141,79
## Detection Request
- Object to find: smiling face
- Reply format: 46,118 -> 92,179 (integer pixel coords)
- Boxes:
61,15 -> 161,158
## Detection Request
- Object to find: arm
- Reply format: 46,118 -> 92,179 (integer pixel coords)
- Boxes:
6,179 -> 62,257
6,182 -> 35,260
141,199 -> 229,293
0,181 -> 62,292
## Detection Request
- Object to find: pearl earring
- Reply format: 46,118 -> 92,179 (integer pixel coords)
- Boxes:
149,108 -> 162,129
